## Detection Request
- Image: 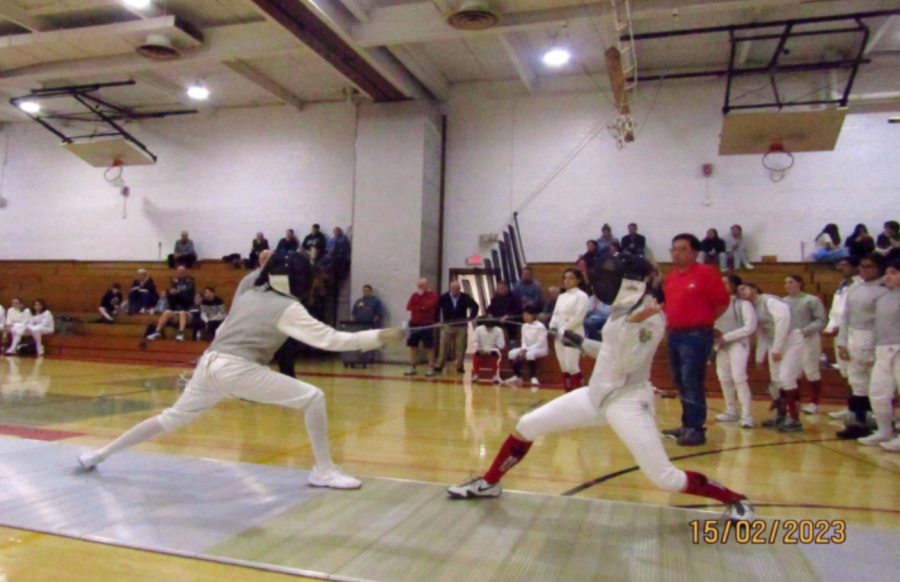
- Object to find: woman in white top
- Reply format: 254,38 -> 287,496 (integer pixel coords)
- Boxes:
812,224 -> 850,263
714,275 -> 758,427
9,299 -> 54,356
3,298 -> 32,354
507,306 -> 549,389
549,268 -> 589,392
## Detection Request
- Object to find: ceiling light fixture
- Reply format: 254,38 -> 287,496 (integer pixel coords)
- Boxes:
123,0 -> 153,9
543,47 -> 571,67
18,100 -> 41,114
186,82 -> 210,100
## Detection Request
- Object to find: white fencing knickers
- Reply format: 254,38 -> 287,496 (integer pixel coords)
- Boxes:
868,345 -> 900,434
509,345 -> 548,361
159,351 -> 325,431
716,338 -> 751,419
516,385 -> 688,493
800,333 -> 822,382
555,339 -> 582,375
846,329 -> 875,397
768,329 -> 805,392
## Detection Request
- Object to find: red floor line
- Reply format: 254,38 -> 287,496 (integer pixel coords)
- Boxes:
0,425 -> 85,441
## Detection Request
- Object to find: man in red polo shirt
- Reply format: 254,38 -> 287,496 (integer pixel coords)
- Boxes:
405,278 -> 440,377
662,233 -> 730,446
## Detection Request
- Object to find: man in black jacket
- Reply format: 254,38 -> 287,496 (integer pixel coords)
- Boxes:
488,281 -> 524,343
621,223 -> 647,257
435,281 -> 479,373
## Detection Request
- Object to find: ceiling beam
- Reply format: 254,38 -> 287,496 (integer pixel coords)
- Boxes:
0,0 -> 48,31
132,70 -> 216,114
498,32 -> 536,92
387,45 -> 449,101
335,0 -> 373,24
222,59 -> 304,111
865,14 -> 899,54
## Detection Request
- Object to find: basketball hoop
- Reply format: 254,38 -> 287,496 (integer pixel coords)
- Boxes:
761,142 -> 794,182
607,113 -> 636,150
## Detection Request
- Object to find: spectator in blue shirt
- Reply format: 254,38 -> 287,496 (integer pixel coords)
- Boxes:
596,224 -> 620,254
512,267 -> 543,311
351,285 -> 385,328
321,227 -> 351,278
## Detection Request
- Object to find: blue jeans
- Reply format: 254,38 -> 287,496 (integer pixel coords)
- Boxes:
668,328 -> 715,430
583,314 -> 608,341
813,247 -> 849,262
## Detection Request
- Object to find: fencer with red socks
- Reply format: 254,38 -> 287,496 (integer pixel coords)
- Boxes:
548,268 -> 589,392
448,252 -> 755,521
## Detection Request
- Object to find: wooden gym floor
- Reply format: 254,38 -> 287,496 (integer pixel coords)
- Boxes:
1,356 -> 899,581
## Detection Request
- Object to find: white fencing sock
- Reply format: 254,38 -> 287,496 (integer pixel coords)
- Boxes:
735,381 -> 753,419
304,398 -> 335,471
94,417 -> 166,463
721,380 -> 737,414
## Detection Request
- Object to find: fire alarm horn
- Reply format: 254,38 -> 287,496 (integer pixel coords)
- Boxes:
702,163 -> 713,177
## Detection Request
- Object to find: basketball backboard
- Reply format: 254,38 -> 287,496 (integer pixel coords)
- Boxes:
719,108 -> 848,155
62,136 -> 156,167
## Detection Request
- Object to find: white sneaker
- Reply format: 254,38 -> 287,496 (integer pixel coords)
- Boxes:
507,376 -> 522,385
37,346 -> 45,356
146,332 -> 161,340
724,499 -> 755,522
802,403 -> 818,415
739,417 -> 755,429
743,263 -> 754,270
859,433 -> 894,446
175,333 -> 184,341
829,409 -> 852,420
716,412 -> 739,422
4,349 -> 14,355
880,436 -> 900,452
78,451 -> 102,471
492,374 -> 502,384
447,477 -> 502,499
403,367 -> 417,376
308,466 -> 362,489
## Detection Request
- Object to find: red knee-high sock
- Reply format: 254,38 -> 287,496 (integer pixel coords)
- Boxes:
808,380 -> 822,405
562,373 -> 571,392
483,434 -> 533,485
683,471 -> 745,504
785,389 -> 800,421
571,372 -> 583,389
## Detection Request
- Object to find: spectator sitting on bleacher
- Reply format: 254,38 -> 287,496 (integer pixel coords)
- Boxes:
813,223 -> 850,263
505,306 -> 548,389
97,284 -> 122,323
580,240 -> 600,266
583,295 -> 611,341
170,266 -> 196,308
725,224 -> 754,270
596,224 -> 619,254
8,300 -> 53,356
3,298 -> 31,351
154,290 -> 169,314
487,281 -> 523,343
538,286 -> 559,325
876,221 -> 899,252
512,267 -> 543,311
235,250 -> 274,301
247,232 -> 270,269
302,224 -> 327,260
845,224 -> 875,259
128,269 -> 158,314
148,282 -> 192,341
198,287 -> 227,340
188,293 -> 203,340
320,227 -> 351,278
700,228 -> 727,271
168,231 -> 197,269
621,223 -> 646,257
472,318 -> 505,384
276,229 -> 300,254
351,285 -> 385,328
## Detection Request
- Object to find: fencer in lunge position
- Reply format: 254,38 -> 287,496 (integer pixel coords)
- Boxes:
713,275 -> 758,428
549,268 -> 589,391
782,275 -> 827,415
737,284 -> 805,432
506,305 -> 549,389
448,252 -> 755,521
78,252 -> 403,489
861,259 -> 900,450
835,253 -> 888,440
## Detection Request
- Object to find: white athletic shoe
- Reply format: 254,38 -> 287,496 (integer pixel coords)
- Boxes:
308,466 -> 362,489
743,263 -> 755,270
37,346 -> 45,356
447,477 -> 502,499
859,433 -> 894,446
739,417 -> 756,429
492,374 -> 502,384
175,333 -> 184,341
507,376 -> 522,385
879,436 -> 900,452
715,412 -> 739,422
78,451 -> 102,471
829,409 -> 852,420
4,349 -> 14,355
802,403 -> 818,415
146,332 -> 161,340
723,499 -> 755,522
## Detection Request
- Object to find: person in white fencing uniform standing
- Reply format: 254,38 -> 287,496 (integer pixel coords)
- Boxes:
783,275 -> 827,415
549,268 -> 589,392
506,305 -> 549,389
448,252 -> 755,522
713,274 -> 758,428
78,251 -> 404,489
835,253 -> 888,440
860,259 -> 900,449
738,283 -> 804,432
823,257 -> 861,419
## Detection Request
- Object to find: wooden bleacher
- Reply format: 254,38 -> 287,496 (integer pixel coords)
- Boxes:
0,259 -> 852,400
